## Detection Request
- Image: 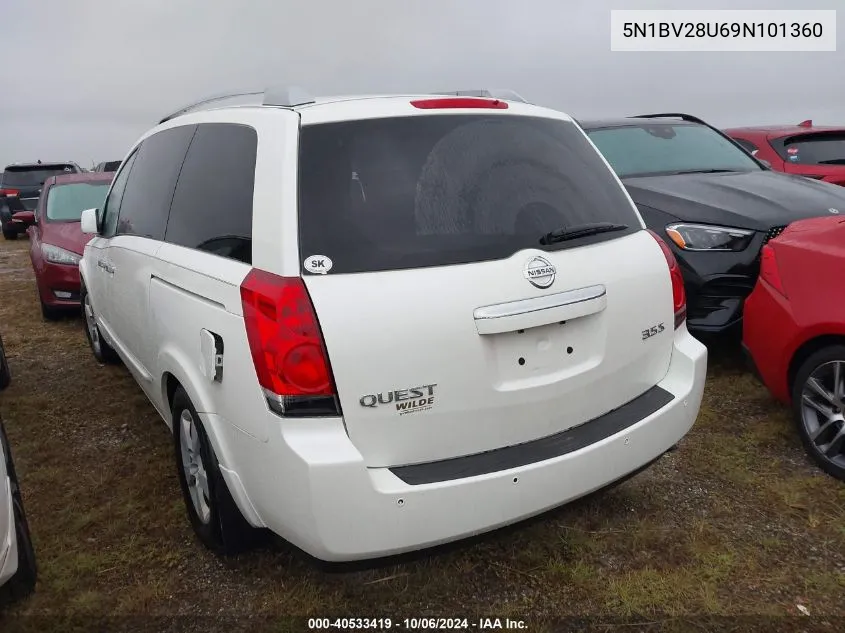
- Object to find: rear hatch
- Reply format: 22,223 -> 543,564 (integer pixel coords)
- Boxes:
1,164 -> 78,209
298,110 -> 677,467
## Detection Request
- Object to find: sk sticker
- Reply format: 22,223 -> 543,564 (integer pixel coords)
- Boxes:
304,255 -> 333,275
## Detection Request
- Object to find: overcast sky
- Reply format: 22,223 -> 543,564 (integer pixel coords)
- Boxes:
1,0 -> 842,168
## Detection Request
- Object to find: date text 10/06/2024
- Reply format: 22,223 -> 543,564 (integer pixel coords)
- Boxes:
308,618 -> 528,630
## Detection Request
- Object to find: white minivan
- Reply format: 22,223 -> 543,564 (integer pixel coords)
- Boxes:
78,87 -> 707,561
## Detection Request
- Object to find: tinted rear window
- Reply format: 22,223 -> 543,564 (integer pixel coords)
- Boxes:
298,115 -> 639,274
779,133 -> 845,165
2,165 -> 76,187
45,182 -> 111,222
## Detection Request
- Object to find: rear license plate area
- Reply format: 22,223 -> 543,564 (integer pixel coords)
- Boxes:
481,315 -> 605,389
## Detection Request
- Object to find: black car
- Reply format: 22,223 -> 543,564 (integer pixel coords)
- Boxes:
580,113 -> 845,336
1,162 -> 82,239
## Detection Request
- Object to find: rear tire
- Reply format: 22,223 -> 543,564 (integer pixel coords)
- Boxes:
2,230 -> 17,241
171,387 -> 260,555
80,286 -> 119,364
0,421 -> 37,605
791,345 -> 845,482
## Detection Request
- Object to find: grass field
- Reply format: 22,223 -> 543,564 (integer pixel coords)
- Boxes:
0,236 -> 843,632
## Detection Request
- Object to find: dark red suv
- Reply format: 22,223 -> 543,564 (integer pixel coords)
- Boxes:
724,121 -> 845,187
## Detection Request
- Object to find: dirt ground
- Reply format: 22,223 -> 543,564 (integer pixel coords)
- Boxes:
0,236 -> 842,632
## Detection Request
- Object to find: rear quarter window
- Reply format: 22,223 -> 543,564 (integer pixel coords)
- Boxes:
164,122 -> 257,264
297,115 -> 640,275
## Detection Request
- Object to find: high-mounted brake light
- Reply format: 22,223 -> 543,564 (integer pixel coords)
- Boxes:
240,269 -> 340,418
648,230 -> 687,329
759,244 -> 787,297
410,97 -> 508,110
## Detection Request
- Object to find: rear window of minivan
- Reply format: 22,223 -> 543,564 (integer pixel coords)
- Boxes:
297,115 -> 640,274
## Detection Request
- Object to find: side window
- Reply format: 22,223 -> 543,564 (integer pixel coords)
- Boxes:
115,125 -> 197,240
732,138 -> 759,155
164,123 -> 257,264
101,150 -> 139,238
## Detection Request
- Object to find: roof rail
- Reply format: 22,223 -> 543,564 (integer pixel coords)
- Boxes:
159,85 -> 316,124
432,89 -> 529,104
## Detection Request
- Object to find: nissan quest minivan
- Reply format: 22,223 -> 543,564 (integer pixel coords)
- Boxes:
77,87 -> 707,561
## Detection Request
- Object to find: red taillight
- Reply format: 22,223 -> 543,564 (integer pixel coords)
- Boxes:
648,230 -> 687,329
759,244 -> 787,297
410,97 -> 508,110
240,269 -> 339,417
0,188 -> 20,197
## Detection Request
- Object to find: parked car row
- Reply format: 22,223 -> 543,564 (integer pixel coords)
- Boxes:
0,88 -> 842,573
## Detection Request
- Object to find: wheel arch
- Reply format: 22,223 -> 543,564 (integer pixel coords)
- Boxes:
158,347 -> 215,419
787,334 -> 845,402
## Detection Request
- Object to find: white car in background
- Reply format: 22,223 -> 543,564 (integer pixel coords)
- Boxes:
0,335 -> 38,604
78,87 -> 707,561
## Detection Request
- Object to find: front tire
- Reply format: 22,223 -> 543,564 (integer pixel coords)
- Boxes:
171,387 -> 260,555
791,345 -> 845,482
80,286 -> 119,364
2,230 -> 17,241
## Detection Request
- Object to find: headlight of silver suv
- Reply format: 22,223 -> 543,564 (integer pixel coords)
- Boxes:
42,243 -> 81,266
665,223 -> 754,252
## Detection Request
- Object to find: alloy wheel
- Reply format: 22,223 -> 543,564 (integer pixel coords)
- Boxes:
800,360 -> 845,470
179,409 -> 212,524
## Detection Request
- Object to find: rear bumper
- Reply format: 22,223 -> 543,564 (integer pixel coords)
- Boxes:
216,327 -> 707,562
0,208 -> 28,235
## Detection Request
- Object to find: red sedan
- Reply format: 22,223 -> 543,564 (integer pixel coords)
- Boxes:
743,216 -> 845,481
724,121 -> 845,187
22,172 -> 114,319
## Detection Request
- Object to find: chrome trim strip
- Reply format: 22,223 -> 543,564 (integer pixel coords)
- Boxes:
474,285 -> 606,321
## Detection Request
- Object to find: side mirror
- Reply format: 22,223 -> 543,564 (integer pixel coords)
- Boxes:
11,211 -> 35,228
80,208 -> 99,235
758,159 -> 772,169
